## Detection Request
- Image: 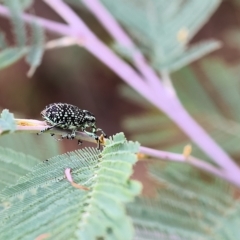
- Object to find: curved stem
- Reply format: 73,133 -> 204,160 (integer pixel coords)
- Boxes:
82,0 -> 166,92
139,146 -> 240,187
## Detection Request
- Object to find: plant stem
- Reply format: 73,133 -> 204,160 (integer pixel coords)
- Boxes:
81,0 -> 166,92
15,119 -> 96,143
140,146 -> 240,187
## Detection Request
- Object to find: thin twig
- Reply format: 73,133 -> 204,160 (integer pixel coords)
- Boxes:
15,118 -> 98,144
139,146 -> 240,187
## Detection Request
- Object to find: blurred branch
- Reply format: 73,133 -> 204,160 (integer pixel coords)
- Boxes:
139,146 -> 240,187
0,2 -> 240,181
45,36 -> 84,49
82,0 -> 166,93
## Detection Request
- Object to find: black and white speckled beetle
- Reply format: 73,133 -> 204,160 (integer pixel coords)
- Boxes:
38,103 -> 106,148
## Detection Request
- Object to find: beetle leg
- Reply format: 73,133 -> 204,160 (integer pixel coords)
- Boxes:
95,136 -> 100,150
96,128 -> 107,138
37,122 -> 64,135
69,129 -> 76,140
52,133 -> 68,141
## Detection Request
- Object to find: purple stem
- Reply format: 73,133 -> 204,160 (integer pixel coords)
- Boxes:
82,0 -> 167,93
32,1 -> 172,112
139,146 -> 240,186
80,0 -> 240,177
165,99 -> 240,175
0,3 -> 240,179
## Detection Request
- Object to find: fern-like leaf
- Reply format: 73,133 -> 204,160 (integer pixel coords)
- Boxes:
0,132 -> 142,240
4,0 -> 26,47
157,40 -> 221,72
127,162 -> 240,240
0,48 -> 27,70
26,20 -> 45,77
102,0 -> 221,72
0,147 -> 39,190
0,0 -> 45,73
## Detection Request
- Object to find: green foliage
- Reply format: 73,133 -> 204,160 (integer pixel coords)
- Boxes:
0,147 -> 39,190
0,133 -> 142,240
0,109 -> 16,134
4,0 -> 26,47
157,40 -> 221,72
0,48 -> 27,70
0,0 -> 45,74
102,0 -> 221,72
26,21 -> 45,77
127,162 -> 240,240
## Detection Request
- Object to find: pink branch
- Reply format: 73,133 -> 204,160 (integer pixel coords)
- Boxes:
82,0 -> 167,93
15,119 -> 98,144
140,146 -> 240,186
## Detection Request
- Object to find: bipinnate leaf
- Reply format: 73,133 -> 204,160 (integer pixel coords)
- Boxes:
156,40 -> 221,72
0,147 -> 39,190
0,109 -> 16,134
0,132 -> 142,240
26,21 -> 45,77
127,162 -> 240,240
0,0 -> 44,73
4,0 -> 26,47
101,0 -> 221,72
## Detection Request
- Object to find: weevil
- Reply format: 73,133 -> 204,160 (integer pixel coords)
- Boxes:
38,103 -> 106,148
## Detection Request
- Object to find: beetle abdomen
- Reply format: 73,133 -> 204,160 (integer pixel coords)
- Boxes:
41,103 -> 87,129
